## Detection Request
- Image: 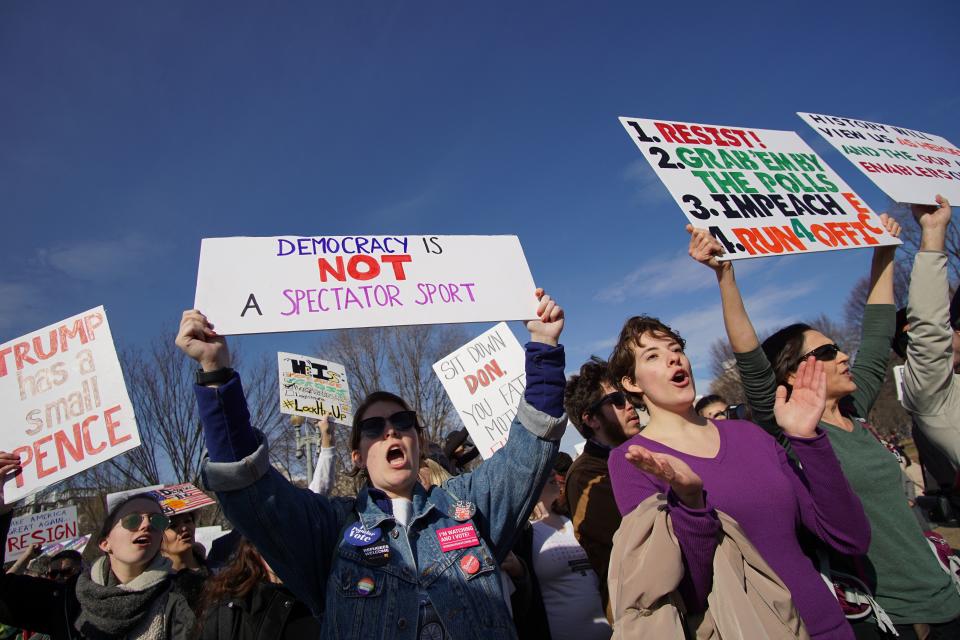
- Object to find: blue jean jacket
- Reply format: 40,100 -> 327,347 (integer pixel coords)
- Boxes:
198,343 -> 567,640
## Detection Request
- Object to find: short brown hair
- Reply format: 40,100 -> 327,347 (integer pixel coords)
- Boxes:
564,356 -> 615,438
609,315 -> 687,407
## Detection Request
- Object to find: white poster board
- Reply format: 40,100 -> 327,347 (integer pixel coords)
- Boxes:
278,352 -> 353,422
194,235 -> 538,335
433,322 -> 526,459
619,117 -> 901,260
0,307 -> 141,502
798,113 -> 960,205
5,505 -> 78,562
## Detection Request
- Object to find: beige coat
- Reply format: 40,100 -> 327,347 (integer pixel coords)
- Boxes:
608,494 -> 809,640
903,250 -> 960,467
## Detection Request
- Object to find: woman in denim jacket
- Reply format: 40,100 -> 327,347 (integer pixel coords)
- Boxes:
175,290 -> 567,640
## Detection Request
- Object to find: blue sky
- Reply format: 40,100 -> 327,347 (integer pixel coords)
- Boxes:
2,1 -> 959,454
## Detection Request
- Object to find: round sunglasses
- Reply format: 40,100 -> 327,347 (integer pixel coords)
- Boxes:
114,512 -> 170,533
358,410 -> 419,439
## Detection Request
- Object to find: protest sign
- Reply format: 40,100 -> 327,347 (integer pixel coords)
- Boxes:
195,526 -> 230,552
145,483 -> 216,516
4,506 -> 78,562
194,235 -> 537,335
433,323 -> 526,459
278,352 -> 353,422
41,533 -> 91,558
0,307 -> 141,502
798,113 -> 960,205
619,117 -> 901,260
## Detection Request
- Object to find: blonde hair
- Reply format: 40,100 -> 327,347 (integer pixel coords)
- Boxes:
420,458 -> 452,488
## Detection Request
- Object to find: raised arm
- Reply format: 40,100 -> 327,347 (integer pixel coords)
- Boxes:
850,215 -> 900,417
178,311 -> 342,616
308,417 -> 337,495
443,290 -> 567,561
903,196 -> 955,414
687,226 -> 778,429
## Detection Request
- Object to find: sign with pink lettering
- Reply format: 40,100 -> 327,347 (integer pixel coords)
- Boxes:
194,235 -> 538,335
0,307 -> 141,502
433,323 -> 526,459
436,523 -> 480,552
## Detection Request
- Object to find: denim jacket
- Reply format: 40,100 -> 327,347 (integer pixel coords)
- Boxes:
198,343 -> 567,640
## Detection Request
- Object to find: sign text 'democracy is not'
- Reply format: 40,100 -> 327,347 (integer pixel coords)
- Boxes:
194,235 -> 537,335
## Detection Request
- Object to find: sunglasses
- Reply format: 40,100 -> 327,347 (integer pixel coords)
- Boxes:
115,512 -> 170,533
587,391 -> 627,415
798,343 -> 841,366
358,410 -> 419,439
48,566 -> 79,579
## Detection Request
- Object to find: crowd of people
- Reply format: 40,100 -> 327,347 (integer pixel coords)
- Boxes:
0,196 -> 959,639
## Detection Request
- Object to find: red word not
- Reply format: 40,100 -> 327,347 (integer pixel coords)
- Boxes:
317,255 -> 412,283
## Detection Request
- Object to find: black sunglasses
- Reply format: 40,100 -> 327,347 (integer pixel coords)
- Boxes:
798,343 -> 841,366
359,410 -> 419,439
115,512 -> 170,533
587,391 -> 627,415
48,566 -> 80,579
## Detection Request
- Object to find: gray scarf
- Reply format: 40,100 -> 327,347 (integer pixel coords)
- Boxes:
74,555 -> 172,639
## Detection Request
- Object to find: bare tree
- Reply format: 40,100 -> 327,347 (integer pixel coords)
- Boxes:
707,338 -> 745,405
316,324 -> 468,443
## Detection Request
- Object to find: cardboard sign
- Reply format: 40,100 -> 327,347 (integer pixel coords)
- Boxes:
4,506 -> 78,562
798,113 -> 960,205
40,533 -> 91,558
433,323 -> 526,459
194,235 -> 538,335
145,483 -> 215,516
0,307 -> 141,502
619,117 -> 901,260
278,352 -> 353,422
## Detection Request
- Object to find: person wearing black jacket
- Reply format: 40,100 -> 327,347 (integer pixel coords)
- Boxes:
196,537 -> 319,640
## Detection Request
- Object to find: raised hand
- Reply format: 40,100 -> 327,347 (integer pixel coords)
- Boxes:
175,310 -> 231,372
316,416 -> 334,448
912,195 -> 952,252
525,288 -> 564,347
0,451 -> 23,514
625,445 -> 704,509
774,357 -> 826,439
686,224 -> 730,274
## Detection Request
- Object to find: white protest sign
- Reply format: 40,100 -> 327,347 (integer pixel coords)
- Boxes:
4,506 -> 78,562
278,352 -> 353,422
619,117 -> 901,260
194,235 -> 537,335
433,323 -> 526,459
195,526 -> 230,552
0,307 -> 141,502
798,113 -> 960,205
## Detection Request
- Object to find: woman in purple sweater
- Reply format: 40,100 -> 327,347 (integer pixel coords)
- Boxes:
607,315 -> 871,640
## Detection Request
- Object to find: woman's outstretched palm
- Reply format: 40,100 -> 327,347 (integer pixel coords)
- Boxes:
774,357 -> 826,439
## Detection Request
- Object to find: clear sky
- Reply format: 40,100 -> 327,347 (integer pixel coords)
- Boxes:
2,1 -> 959,454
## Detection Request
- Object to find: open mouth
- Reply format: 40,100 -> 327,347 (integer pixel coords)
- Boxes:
133,534 -> 153,547
670,370 -> 690,388
386,444 -> 407,469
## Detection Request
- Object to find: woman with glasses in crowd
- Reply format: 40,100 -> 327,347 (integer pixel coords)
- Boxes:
0,451 -> 195,640
176,289 -> 567,640
689,212 -> 960,639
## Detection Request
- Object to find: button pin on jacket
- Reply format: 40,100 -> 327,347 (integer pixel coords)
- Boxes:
344,524 -> 382,546
356,577 -> 375,596
459,554 -> 480,576
450,500 -> 476,522
360,541 -> 391,566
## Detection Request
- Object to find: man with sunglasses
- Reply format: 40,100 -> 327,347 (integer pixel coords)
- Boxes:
47,550 -> 83,584
562,357 -> 642,621
900,195 -> 960,468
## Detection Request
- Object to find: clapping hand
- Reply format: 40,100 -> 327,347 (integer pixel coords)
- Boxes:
625,445 -> 705,509
774,357 -> 826,439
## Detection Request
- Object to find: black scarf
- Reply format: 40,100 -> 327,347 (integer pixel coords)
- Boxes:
74,555 -> 172,640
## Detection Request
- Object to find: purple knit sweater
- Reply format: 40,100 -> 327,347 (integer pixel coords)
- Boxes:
609,420 -> 870,640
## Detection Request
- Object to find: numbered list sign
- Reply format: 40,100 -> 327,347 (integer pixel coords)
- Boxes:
619,117 -> 900,260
